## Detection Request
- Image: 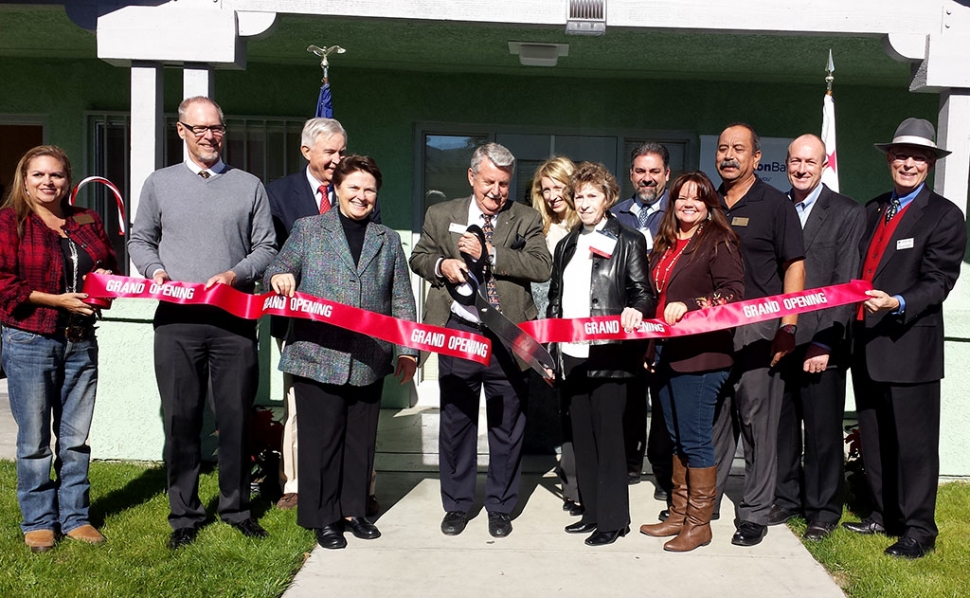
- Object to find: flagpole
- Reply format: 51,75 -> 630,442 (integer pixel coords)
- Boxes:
821,50 -> 840,192
307,44 -> 345,118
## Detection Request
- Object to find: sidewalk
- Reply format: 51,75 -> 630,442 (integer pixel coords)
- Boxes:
283,406 -> 845,598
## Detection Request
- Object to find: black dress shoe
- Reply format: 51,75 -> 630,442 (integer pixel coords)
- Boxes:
229,518 -> 269,539
569,503 -> 585,517
346,517 -> 381,540
803,521 -> 837,541
565,521 -> 597,534
316,524 -> 347,549
766,504 -> 801,526
654,488 -> 669,501
731,521 -> 767,547
488,512 -> 513,538
563,499 -> 576,512
585,526 -> 630,546
885,537 -> 933,559
658,509 -> 670,522
440,511 -> 468,536
627,472 -> 642,485
842,517 -> 887,536
168,527 -> 198,550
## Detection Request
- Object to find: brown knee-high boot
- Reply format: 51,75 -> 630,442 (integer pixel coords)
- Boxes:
664,465 -> 716,552
640,454 -> 687,537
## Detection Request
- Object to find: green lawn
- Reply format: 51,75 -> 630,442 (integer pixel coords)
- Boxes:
0,460 -> 316,598
791,482 -> 970,598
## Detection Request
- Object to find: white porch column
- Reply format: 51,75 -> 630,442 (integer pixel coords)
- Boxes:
183,63 -> 214,100
129,62 -> 164,274
935,89 -> 970,217
182,64 -> 215,162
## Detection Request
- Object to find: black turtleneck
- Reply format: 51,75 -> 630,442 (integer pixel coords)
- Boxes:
339,209 -> 369,266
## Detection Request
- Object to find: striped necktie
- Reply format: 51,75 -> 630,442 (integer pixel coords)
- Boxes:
884,195 -> 900,223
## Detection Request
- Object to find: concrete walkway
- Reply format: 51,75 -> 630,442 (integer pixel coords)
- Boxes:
283,406 -> 845,598
0,388 -> 844,597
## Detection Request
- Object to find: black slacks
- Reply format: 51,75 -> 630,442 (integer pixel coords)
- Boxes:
438,316 -> 527,515
563,355 -> 630,532
294,377 -> 383,529
776,346 -> 847,524
852,369 -> 940,546
154,305 -> 257,529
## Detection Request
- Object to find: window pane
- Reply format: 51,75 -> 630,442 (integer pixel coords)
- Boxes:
423,134 -> 487,212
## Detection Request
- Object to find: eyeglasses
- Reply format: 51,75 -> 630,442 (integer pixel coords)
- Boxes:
890,151 -> 930,165
179,122 -> 226,136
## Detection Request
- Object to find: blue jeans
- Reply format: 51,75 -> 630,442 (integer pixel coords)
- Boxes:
1,326 -> 98,534
658,364 -> 729,468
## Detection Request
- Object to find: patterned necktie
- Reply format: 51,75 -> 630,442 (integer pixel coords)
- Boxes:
481,214 -> 501,311
884,196 -> 900,223
199,170 -> 210,179
318,184 -> 331,215
637,203 -> 650,229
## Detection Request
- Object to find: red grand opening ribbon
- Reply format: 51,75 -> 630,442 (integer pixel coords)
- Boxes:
519,280 -> 873,343
82,274 -> 492,365
71,176 -> 127,236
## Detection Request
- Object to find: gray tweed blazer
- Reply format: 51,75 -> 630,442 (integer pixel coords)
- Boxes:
263,208 -> 417,387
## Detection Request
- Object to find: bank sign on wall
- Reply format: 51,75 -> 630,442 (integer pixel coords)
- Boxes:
699,135 -> 792,193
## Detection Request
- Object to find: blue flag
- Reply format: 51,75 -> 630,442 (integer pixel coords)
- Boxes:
316,83 -> 333,118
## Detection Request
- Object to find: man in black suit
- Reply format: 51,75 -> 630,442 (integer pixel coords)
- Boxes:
844,117 -> 966,559
265,118 -> 380,510
767,134 -> 865,541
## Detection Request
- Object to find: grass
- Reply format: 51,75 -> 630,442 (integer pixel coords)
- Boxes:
0,460 -> 316,598
789,481 -> 970,598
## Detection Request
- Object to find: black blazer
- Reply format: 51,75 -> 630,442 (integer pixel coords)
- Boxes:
266,167 -> 382,338
853,185 -> 966,384
797,185 -> 866,353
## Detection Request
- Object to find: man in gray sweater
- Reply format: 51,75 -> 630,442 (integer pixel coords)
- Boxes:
129,96 -> 277,550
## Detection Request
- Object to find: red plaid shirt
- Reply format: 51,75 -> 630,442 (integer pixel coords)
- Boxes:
0,206 -> 118,334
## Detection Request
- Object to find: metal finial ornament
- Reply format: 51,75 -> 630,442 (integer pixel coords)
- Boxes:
825,49 -> 835,95
307,45 -> 346,83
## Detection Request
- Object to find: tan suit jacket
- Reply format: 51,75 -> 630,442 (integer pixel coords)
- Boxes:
410,196 -> 552,368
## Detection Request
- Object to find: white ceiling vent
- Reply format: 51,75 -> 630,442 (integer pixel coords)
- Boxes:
566,0 -> 606,36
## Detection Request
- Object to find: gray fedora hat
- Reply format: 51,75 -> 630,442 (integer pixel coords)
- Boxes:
874,117 -> 951,158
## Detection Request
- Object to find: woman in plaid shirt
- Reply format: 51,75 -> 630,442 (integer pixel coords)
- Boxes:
0,145 -> 117,553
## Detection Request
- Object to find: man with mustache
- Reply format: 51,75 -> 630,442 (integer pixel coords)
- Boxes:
767,134 -> 865,541
410,143 -> 552,538
711,123 -> 805,547
611,143 -> 675,507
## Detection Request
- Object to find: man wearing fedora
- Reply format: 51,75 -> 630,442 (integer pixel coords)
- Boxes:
844,117 -> 966,559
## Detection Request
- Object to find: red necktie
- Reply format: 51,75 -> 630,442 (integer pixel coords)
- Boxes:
318,184 -> 331,214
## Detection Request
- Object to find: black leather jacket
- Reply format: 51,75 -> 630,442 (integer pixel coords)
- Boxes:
547,214 -> 655,378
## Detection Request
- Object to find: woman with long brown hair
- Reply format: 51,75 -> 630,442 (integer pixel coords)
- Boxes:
639,171 -> 743,552
0,145 -> 117,553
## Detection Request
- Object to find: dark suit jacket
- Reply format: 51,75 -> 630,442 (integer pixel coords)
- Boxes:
854,185 -> 966,384
262,208 -> 416,387
796,185 -> 866,353
266,167 -> 382,338
650,233 -> 744,373
409,196 -> 552,369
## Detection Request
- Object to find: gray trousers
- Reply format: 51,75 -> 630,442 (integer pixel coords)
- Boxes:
712,337 -> 784,526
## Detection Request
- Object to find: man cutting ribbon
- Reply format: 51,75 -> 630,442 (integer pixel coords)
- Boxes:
410,142 -> 552,539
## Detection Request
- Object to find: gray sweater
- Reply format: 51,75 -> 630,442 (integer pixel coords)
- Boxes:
129,163 -> 277,293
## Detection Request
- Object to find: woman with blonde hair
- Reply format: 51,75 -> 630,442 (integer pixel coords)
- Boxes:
530,157 -> 584,516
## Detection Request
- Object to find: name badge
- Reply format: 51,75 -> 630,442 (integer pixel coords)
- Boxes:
589,231 -> 617,258
73,214 -> 95,225
641,228 -> 654,251
731,217 -> 749,227
897,238 -> 914,250
449,223 -> 467,234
